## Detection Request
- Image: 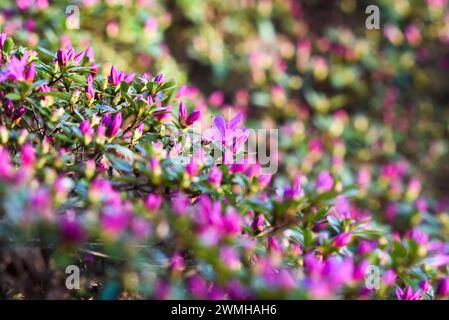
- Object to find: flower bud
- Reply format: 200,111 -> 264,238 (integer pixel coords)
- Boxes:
106,112 -> 122,137
437,278 -> 449,297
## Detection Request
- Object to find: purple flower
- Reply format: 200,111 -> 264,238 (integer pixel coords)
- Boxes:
154,73 -> 164,83
145,193 -> 162,212
396,286 -> 421,300
186,111 -> 200,126
188,276 -> 207,299
108,65 -> 135,86
437,278 -> 449,297
102,113 -> 112,127
56,48 -> 71,66
79,120 -> 93,136
356,240 -> 377,255
169,252 -> 184,273
220,246 -> 241,270
353,259 -> 370,281
315,170 -> 333,193
20,143 -> 35,167
408,227 -> 429,246
419,280 -> 430,293
258,174 -> 272,188
6,51 -> 35,83
268,237 -> 281,252
131,217 -> 151,240
283,175 -> 304,199
85,74 -> 94,100
171,192 -> 190,216
185,162 -> 198,177
59,211 -> 86,243
106,112 -> 122,137
202,113 -> 249,152
178,102 -> 201,127
154,279 -> 170,299
332,232 -> 352,248
251,214 -> 265,232
0,32 -> 6,50
100,206 -> 131,237
221,208 -> 242,236
178,101 -> 187,123
0,146 -> 13,179
382,269 -> 397,285
208,166 -> 222,187
12,106 -> 26,122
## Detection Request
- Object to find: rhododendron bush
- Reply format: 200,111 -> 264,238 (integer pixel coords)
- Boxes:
1,1 -> 449,301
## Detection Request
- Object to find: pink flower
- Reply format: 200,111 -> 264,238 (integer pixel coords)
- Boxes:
85,74 -> 95,100
0,146 -> 13,179
59,211 -> 86,243
178,101 -> 200,127
332,232 -> 352,248
208,91 -> 224,107
419,280 -> 430,293
188,276 -> 208,299
154,73 -> 164,83
382,269 -> 397,285
283,175 -> 304,199
220,246 -> 241,270
202,113 -> 249,153
145,193 -> 162,212
108,65 -> 135,86
185,162 -> 198,177
221,209 -> 242,235
100,206 -> 131,236
208,166 -> 222,187
315,170 -> 333,193
6,51 -> 35,83
396,286 -> 421,300
20,143 -> 35,168
251,214 -> 265,232
131,217 -> 151,240
0,32 -> 7,50
171,192 -> 190,216
79,120 -> 93,138
437,278 -> 449,297
356,240 -> 377,255
106,112 -> 122,137
353,259 -> 370,281
169,252 -> 184,273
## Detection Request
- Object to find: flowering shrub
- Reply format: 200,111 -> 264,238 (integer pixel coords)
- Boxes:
0,33 -> 449,300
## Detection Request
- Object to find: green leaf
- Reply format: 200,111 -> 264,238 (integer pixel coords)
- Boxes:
105,153 -> 133,173
2,38 -> 14,53
33,91 -> 70,100
5,93 -> 21,101
94,104 -> 116,112
327,215 -> 341,232
121,92 -> 136,109
30,79 -> 49,90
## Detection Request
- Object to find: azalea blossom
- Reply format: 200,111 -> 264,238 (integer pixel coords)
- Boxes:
202,113 -> 249,162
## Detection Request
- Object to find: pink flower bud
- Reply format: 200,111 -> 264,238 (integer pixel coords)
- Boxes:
186,110 -> 200,125
332,232 -> 352,247
145,193 -> 162,212
178,101 -> 187,124
208,166 -> 222,187
154,73 -> 164,83
437,278 -> 449,297
106,112 -> 122,137
252,214 -> 265,232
